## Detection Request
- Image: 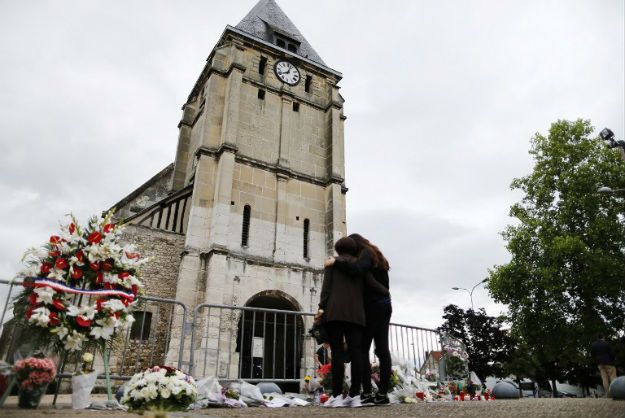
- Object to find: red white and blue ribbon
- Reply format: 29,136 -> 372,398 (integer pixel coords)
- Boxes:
27,278 -> 135,301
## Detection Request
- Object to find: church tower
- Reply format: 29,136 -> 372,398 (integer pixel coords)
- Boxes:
168,0 -> 347,314
112,0 -> 347,376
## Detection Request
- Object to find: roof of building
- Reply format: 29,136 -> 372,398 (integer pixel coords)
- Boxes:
235,0 -> 326,66
429,351 -> 443,361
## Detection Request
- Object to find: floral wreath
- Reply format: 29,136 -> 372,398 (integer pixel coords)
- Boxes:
15,210 -> 147,353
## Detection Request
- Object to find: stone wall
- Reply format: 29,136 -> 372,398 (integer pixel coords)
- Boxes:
109,225 -> 185,373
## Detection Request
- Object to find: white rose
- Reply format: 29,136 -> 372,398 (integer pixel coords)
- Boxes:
161,388 -> 171,399
82,352 -> 94,363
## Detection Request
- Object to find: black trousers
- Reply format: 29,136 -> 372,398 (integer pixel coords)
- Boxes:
362,303 -> 392,394
325,321 -> 364,397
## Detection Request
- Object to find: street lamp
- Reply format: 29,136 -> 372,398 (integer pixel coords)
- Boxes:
600,127 -> 625,162
598,186 -> 625,194
452,278 -> 489,310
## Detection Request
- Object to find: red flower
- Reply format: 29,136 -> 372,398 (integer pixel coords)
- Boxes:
104,283 -> 113,290
317,363 -> 332,378
49,312 -> 60,326
75,250 -> 85,263
118,272 -> 130,280
28,293 -> 38,305
48,250 -> 61,258
114,312 -> 121,319
89,262 -> 100,271
87,231 -> 102,244
40,263 -> 52,275
76,316 -> 91,327
96,298 -> 106,312
55,258 -> 68,270
49,235 -> 61,245
69,223 -> 76,234
102,261 -> 113,272
26,307 -> 34,319
122,298 -> 130,307
103,223 -> 115,233
70,268 -> 83,280
96,272 -> 104,284
131,285 -> 138,295
52,299 -> 65,311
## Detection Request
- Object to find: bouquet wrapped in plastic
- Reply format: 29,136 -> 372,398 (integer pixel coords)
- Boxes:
121,366 -> 197,411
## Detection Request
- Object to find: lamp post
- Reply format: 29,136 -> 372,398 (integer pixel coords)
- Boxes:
598,186 -> 625,194
600,128 -> 625,162
452,278 -> 489,311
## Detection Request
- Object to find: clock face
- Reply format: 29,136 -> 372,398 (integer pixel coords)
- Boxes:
274,60 -> 301,86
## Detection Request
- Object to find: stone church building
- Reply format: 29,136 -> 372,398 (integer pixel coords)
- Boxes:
110,0 -> 347,378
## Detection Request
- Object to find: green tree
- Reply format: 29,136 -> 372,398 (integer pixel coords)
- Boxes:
439,304 -> 511,384
488,119 -> 625,396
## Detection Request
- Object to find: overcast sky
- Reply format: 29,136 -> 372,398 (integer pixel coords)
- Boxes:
0,0 -> 623,329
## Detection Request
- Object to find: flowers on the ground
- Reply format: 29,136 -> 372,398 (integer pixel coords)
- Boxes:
76,352 -> 95,375
15,211 -> 148,352
424,368 -> 439,382
121,366 -> 197,411
316,363 -> 332,392
13,357 -> 56,391
444,345 -> 469,379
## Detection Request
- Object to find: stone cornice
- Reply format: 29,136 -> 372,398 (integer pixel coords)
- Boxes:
199,245 -> 324,275
194,145 -> 345,188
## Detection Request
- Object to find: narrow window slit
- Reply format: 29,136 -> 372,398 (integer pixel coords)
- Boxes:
242,205 -> 251,247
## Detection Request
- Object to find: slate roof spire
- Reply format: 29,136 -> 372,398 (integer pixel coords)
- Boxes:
235,0 -> 326,65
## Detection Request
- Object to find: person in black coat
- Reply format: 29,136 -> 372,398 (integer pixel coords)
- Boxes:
317,236 -> 388,407
325,233 -> 392,405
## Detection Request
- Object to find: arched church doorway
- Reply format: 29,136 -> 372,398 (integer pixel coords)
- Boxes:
236,290 -> 304,381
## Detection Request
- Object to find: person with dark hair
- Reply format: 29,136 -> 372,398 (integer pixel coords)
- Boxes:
325,233 -> 392,405
316,342 -> 331,367
591,334 -> 617,397
317,236 -> 389,408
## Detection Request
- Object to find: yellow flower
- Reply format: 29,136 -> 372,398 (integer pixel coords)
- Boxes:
304,375 -> 311,382
82,352 -> 94,363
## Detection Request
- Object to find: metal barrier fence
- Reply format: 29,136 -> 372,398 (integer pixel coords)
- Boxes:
0,278 -> 443,387
189,303 -> 316,383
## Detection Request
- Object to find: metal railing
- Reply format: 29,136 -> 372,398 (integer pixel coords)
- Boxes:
189,303 -> 316,382
0,278 -> 444,387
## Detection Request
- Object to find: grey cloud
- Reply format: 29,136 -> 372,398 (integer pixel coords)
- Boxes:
0,0 -> 622,330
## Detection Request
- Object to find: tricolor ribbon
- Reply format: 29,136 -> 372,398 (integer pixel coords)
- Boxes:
26,278 -> 135,301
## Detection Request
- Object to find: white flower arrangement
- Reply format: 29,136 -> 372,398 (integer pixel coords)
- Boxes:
15,210 -> 148,353
121,366 -> 197,411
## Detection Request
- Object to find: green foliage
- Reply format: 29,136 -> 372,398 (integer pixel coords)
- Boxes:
439,305 -> 511,383
488,119 -> 625,388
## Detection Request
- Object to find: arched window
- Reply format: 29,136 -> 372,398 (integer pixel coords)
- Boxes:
303,218 -> 310,259
242,205 -> 251,247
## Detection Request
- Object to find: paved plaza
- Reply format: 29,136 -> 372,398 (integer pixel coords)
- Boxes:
2,395 -> 624,418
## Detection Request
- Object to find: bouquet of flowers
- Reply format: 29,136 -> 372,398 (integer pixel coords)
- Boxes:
316,363 -> 332,392
0,361 -> 13,407
13,356 -> 56,408
71,352 -> 98,409
371,363 -> 401,392
424,368 -> 439,382
14,357 -> 56,391
14,211 -> 147,354
443,346 -> 469,379
121,366 -> 197,411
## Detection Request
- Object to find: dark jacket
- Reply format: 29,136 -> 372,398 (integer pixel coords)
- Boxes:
319,256 -> 388,327
591,339 -> 615,366
334,249 -> 390,306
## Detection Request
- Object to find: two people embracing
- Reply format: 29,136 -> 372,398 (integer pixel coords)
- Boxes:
315,234 -> 392,408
